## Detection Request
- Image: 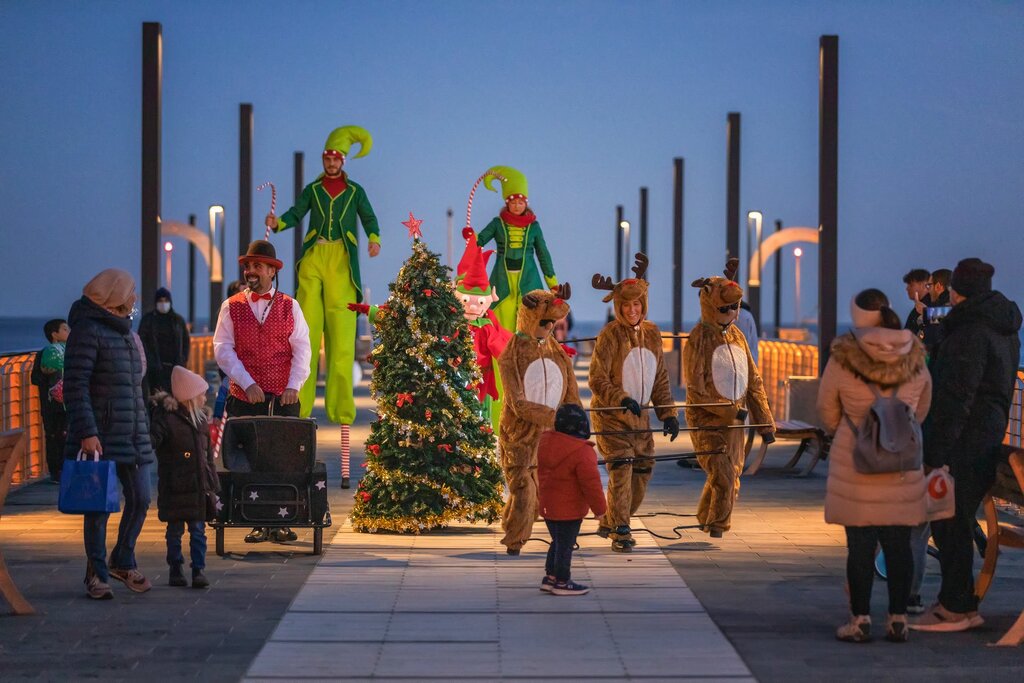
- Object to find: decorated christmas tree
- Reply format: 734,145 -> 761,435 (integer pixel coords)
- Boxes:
351,214 -> 504,533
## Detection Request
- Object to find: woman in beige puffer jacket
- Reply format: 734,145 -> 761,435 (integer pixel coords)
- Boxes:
817,289 -> 931,643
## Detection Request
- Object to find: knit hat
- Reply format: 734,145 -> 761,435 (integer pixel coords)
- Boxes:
323,125 -> 372,159
950,258 -> 995,299
483,165 -> 528,201
850,299 -> 883,329
83,268 -> 136,309
238,240 -> 284,270
554,404 -> 590,440
155,287 -> 172,303
171,365 -> 208,403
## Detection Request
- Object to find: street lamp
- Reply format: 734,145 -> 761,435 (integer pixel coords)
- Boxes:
208,205 -> 225,331
163,240 -> 174,289
793,247 -> 803,326
619,220 -> 630,277
745,210 -> 764,329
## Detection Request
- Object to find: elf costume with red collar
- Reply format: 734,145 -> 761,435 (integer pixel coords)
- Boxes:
269,125 -> 379,488
455,228 -> 511,430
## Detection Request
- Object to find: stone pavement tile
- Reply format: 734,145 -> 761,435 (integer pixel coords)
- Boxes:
393,584 -> 498,612
496,586 -> 607,613
290,584 -> 400,611
375,642 -> 500,677
595,586 -> 704,613
498,613 -> 624,678
247,642 -> 381,678
386,612 -> 499,641
270,612 -> 390,642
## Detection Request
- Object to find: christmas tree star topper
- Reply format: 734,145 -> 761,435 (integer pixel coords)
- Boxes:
402,212 -> 424,240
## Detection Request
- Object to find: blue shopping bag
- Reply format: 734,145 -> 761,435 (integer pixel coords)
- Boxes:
58,451 -> 120,514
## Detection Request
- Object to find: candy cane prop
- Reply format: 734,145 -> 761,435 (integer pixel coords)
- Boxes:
258,181 -> 277,239
464,169 -> 506,235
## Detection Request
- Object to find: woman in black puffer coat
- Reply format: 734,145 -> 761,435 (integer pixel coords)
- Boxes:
63,269 -> 155,599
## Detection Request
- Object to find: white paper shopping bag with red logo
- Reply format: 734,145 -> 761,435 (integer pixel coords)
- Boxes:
925,466 -> 955,522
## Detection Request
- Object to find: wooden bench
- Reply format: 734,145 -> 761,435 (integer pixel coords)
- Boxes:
0,429 -> 36,615
976,446 -> 1024,647
744,419 -> 829,477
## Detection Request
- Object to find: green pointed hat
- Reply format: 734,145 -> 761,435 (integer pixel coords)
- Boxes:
483,165 -> 528,200
323,125 -> 373,158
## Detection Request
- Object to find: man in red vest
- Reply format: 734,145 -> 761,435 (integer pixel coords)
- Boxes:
213,240 -> 312,543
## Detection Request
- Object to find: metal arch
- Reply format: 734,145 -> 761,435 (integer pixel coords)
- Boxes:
160,220 -> 223,283
747,226 -> 818,285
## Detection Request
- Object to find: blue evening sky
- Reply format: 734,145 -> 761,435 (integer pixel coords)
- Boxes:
1,0 -> 1021,327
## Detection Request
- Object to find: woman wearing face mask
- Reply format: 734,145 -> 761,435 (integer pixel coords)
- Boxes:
137,287 -> 191,395
63,268 -> 156,599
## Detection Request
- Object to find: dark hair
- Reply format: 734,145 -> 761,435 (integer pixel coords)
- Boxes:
902,269 -> 930,284
43,318 -> 66,343
854,289 -> 901,330
226,280 -> 243,297
931,268 -> 951,289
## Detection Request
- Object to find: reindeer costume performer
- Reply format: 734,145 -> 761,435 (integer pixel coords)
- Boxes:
589,254 -> 680,552
684,259 -> 775,537
497,284 -> 580,555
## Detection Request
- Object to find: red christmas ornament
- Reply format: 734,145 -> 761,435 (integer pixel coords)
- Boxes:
359,491 -> 371,502
441,335 -> 451,343
423,288 -> 433,297
367,444 -> 381,456
425,409 -> 432,420
438,444 -> 453,453
480,425 -> 493,434
396,393 -> 414,407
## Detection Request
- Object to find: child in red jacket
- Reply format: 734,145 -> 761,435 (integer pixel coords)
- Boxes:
537,404 -> 608,595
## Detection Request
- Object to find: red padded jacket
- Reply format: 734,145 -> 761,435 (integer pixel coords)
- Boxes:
537,431 -> 608,521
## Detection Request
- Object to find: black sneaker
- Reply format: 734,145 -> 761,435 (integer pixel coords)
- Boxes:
245,528 -> 270,543
540,575 -> 556,593
191,570 -> 210,589
551,580 -> 590,596
907,594 -> 925,615
168,564 -> 187,587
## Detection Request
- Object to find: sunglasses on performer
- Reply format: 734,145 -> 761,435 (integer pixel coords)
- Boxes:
717,302 -> 740,314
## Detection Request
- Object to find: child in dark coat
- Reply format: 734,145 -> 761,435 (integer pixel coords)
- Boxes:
537,404 -> 607,595
150,366 -> 219,588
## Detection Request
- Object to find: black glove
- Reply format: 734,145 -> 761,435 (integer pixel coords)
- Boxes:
761,431 -> 776,445
662,416 -> 680,442
735,408 -> 749,422
620,397 -> 641,416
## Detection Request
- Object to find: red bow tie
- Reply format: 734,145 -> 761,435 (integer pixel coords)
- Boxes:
251,292 -> 272,302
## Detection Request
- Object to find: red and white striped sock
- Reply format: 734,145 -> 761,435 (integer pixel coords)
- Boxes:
340,424 -> 351,480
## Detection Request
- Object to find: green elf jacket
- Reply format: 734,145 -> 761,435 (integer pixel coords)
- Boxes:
476,216 -> 557,304
274,174 -> 380,301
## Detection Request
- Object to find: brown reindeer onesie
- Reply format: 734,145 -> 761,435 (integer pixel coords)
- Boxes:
684,259 -> 774,537
497,284 -> 580,554
589,254 -> 679,551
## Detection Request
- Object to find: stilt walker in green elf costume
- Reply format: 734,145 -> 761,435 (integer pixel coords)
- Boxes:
266,125 -> 379,489
476,166 -> 559,335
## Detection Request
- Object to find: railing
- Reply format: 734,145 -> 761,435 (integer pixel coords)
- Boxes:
189,334 -> 215,378
0,352 -> 45,485
1004,369 -> 1024,448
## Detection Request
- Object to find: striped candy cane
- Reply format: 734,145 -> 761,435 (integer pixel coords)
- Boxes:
464,169 -> 506,235
258,181 -> 277,239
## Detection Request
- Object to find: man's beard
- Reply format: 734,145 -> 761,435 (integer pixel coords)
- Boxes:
245,275 -> 263,291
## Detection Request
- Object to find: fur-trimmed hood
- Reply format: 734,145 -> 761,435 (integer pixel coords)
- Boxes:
830,329 -> 926,386
149,390 -> 211,418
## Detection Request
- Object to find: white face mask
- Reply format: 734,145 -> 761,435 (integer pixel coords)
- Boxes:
156,302 -> 171,314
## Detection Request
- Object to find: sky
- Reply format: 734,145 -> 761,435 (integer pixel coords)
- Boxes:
1,0 -> 1022,329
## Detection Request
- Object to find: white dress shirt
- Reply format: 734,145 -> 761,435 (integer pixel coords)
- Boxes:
213,288 -> 312,392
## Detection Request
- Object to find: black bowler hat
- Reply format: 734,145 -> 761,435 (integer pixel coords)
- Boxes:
238,240 -> 283,270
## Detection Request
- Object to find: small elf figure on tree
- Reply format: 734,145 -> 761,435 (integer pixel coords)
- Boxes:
350,214 -> 504,533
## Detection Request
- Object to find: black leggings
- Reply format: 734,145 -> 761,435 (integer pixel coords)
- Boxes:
845,525 -> 912,616
544,519 -> 582,582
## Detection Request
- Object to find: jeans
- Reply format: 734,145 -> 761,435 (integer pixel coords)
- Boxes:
84,463 -> 151,582
909,522 -> 931,597
544,519 -> 582,583
930,447 -> 998,613
845,525 -> 912,616
166,520 -> 207,570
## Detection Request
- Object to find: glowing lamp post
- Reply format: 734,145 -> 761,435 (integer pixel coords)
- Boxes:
620,220 -> 631,278
745,210 -> 763,328
793,247 -> 803,326
163,241 -> 174,289
208,205 -> 225,330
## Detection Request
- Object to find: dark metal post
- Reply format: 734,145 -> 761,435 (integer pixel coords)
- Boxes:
726,112 -> 741,267
774,219 -> 783,336
239,103 -> 253,278
819,36 -> 839,370
615,205 -> 624,282
141,22 -> 162,313
188,214 -> 196,327
639,187 -> 649,257
293,151 -> 304,292
672,158 -> 685,356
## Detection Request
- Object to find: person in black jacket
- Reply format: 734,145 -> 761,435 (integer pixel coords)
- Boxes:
912,258 -> 1022,632
902,268 -> 931,337
31,318 -> 70,483
138,287 -> 190,394
64,269 -> 156,600
150,366 -> 218,589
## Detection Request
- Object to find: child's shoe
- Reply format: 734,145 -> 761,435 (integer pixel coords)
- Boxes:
885,614 -> 909,642
551,580 -> 590,596
540,575 -> 556,593
191,569 -> 210,589
906,594 -> 925,615
168,564 -> 187,587
835,614 -> 872,642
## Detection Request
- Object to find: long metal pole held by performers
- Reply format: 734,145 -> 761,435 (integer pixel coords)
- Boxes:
239,103 -> 253,280
819,35 -> 839,370
293,151 -> 304,293
141,22 -> 162,314
672,158 -> 684,359
726,113 -> 741,267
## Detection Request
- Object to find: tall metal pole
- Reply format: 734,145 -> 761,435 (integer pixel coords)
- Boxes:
239,103 -> 253,279
672,158 -> 685,361
818,35 -> 839,370
746,212 -> 762,330
293,151 -> 304,293
615,205 -> 624,282
141,22 -> 162,314
774,219 -> 783,336
639,187 -> 649,257
188,214 -> 196,327
726,112 -> 741,268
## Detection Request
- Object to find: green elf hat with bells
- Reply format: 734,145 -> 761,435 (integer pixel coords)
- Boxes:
323,125 -> 373,159
483,165 -> 528,202
455,229 -> 495,297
